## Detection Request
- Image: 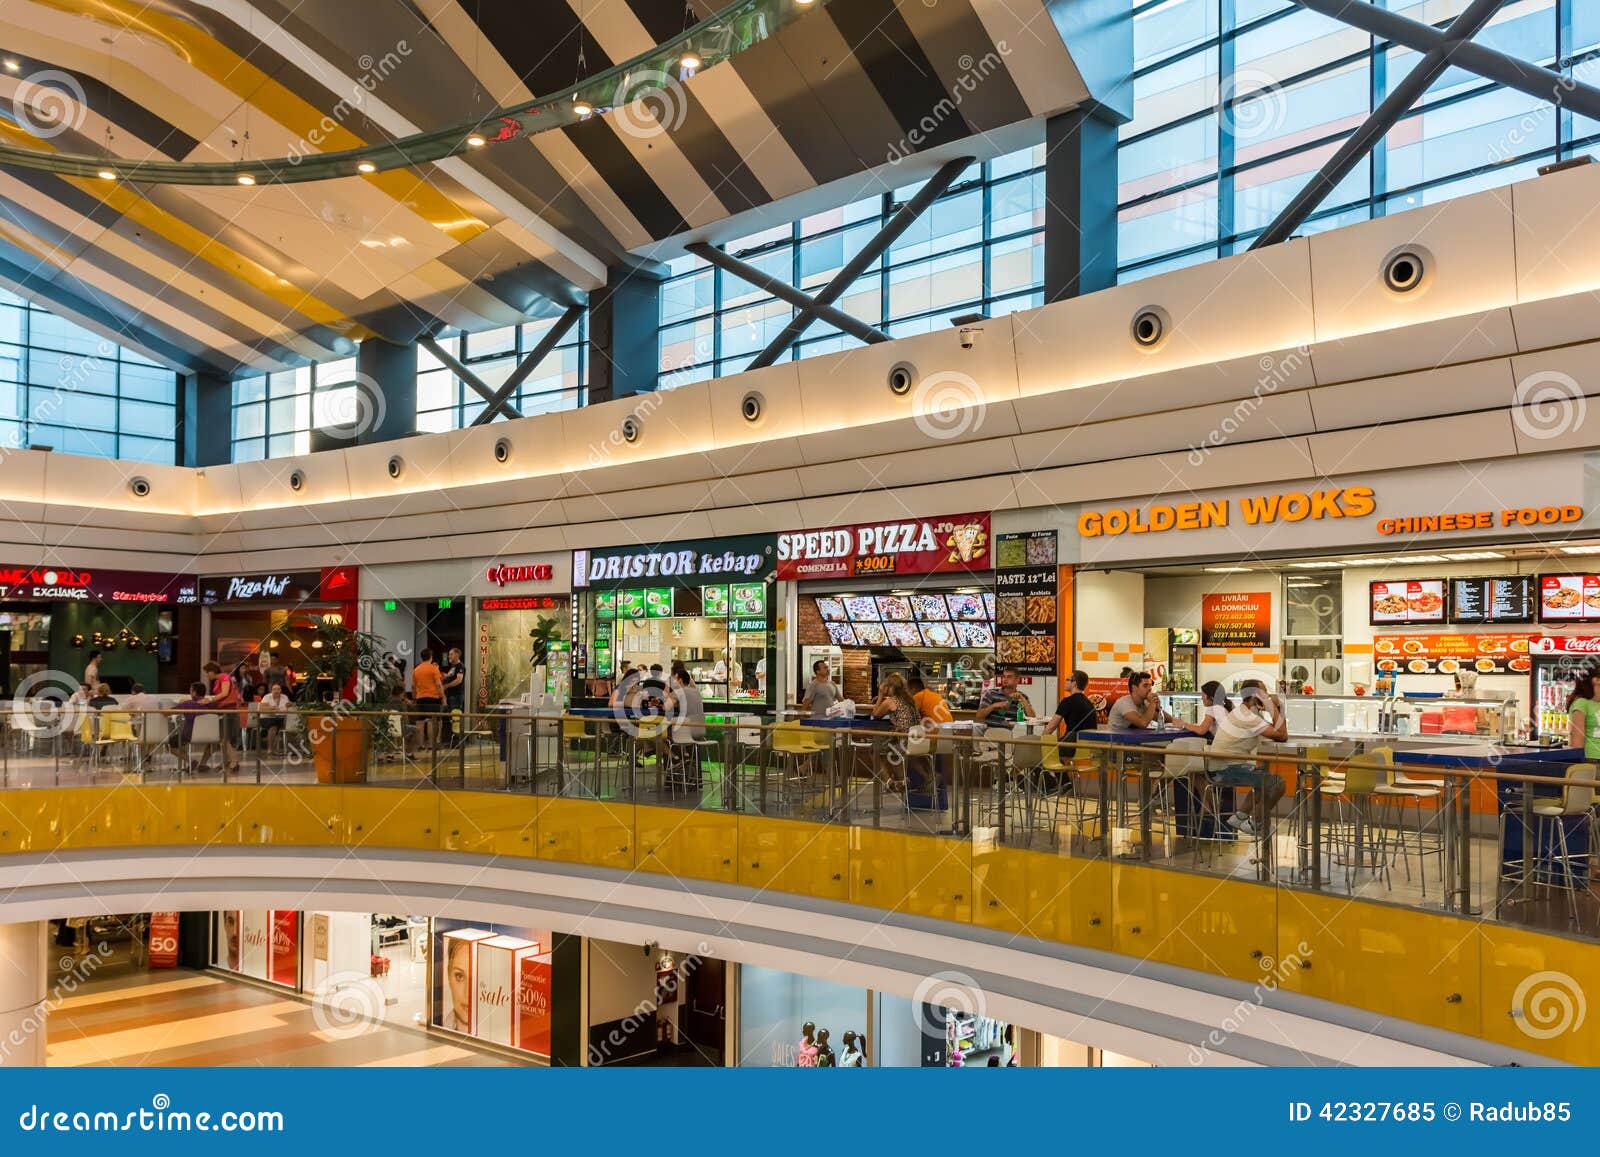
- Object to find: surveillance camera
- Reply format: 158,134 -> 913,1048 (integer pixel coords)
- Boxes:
643,940 -> 658,957
958,326 -> 982,350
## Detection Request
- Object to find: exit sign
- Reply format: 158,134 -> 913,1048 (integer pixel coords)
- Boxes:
383,600 -> 397,611
438,597 -> 453,609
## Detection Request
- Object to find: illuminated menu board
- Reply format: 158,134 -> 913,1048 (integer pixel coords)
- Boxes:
1369,579 -> 1446,625
1450,576 -> 1535,624
1537,574 -> 1600,622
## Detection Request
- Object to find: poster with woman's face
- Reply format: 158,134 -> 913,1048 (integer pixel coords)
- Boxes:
431,919 -> 551,1052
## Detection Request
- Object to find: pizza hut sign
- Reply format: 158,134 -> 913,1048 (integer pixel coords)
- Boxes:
486,563 -> 554,587
777,513 -> 991,581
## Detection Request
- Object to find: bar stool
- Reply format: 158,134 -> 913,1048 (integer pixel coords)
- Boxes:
769,722 -> 828,813
666,724 -> 717,802
1382,762 -> 1446,899
558,718 -> 595,797
1328,752 -> 1394,893
630,716 -> 668,800
1501,763 -> 1596,928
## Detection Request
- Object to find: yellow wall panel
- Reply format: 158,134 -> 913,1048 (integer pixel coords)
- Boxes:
1477,924 -> 1596,1064
48,786 -> 165,849
738,816 -> 849,902
537,798 -> 633,870
1112,867 -> 1274,980
1278,888 -> 1480,1040
180,786 -> 238,846
0,788 -> 67,853
849,827 -> 908,910
233,786 -> 342,846
973,842 -> 1033,935
902,834 -> 973,923
439,791 -> 539,857
1026,852 -> 1113,951
636,806 -> 737,885
341,788 -> 440,850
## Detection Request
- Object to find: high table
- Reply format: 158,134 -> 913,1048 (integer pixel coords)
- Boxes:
1079,727 -> 1182,858
800,716 -> 891,820
1391,744 -> 1581,915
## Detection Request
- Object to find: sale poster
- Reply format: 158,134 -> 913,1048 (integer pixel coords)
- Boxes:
1201,591 -> 1272,648
148,911 -> 180,969
517,956 -> 553,1056
270,911 -> 299,987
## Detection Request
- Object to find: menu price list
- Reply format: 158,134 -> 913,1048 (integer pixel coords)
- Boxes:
1369,579 -> 1447,625
1450,576 -> 1534,624
994,532 -> 1057,675
1373,633 -> 1532,674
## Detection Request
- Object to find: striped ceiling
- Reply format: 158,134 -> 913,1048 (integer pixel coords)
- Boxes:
0,0 -> 1095,376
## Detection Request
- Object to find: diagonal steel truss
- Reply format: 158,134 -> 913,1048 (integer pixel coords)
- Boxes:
419,303 -> 585,426
1251,0 -> 1600,249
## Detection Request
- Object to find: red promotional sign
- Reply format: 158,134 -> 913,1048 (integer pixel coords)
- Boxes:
1531,635 -> 1600,654
148,911 -> 180,969
1374,633 -> 1533,674
480,596 -> 565,612
1201,591 -> 1272,648
516,956 -> 552,1056
777,513 -> 991,581
269,911 -> 298,987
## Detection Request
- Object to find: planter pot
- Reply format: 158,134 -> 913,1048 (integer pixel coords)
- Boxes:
309,713 -> 368,783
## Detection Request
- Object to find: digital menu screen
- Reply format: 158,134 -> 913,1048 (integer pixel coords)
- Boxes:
1538,574 -> 1600,622
1451,576 -> 1535,624
1369,579 -> 1447,625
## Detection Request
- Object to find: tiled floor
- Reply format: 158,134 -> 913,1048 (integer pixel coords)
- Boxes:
44,955 -> 517,1068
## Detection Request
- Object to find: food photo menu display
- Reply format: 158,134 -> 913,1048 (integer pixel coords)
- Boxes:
1537,574 -> 1600,622
1369,579 -> 1447,625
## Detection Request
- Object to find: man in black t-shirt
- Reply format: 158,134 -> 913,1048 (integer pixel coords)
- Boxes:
440,647 -> 465,746
1044,669 -> 1099,787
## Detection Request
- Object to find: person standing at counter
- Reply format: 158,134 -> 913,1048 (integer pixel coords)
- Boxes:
1567,669 -> 1600,757
1108,671 -> 1174,729
801,659 -> 838,719
976,666 -> 1034,725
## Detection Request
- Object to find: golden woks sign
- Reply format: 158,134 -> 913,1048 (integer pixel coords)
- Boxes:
1079,485 -> 1583,540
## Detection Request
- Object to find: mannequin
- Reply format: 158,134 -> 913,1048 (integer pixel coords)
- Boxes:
814,1027 -> 835,1068
796,1021 -> 818,1067
839,1030 -> 865,1067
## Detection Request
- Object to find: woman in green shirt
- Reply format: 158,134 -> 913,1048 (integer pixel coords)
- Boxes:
1566,671 -> 1600,758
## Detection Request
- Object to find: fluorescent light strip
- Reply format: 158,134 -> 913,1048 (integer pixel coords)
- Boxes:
1203,566 -> 1254,573
1561,545 -> 1600,555
1442,551 -> 1505,561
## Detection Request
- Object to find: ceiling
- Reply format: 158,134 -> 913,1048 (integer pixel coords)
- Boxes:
0,0 -> 1100,376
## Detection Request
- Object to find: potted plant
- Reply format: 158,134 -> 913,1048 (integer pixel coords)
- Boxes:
299,619 -> 386,784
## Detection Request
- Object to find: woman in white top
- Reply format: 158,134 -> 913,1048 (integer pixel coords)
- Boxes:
1181,680 -> 1232,739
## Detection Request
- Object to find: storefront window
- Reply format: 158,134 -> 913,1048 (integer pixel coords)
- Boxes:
432,918 -> 552,1058
571,536 -> 776,710
211,910 -> 299,988
1283,573 -> 1342,637
738,965 -> 869,1067
474,596 -> 571,708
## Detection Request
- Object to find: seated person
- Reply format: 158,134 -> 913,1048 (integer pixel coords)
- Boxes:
87,683 -> 118,709
258,682 -> 292,750
171,682 -> 216,772
1205,685 -> 1289,837
975,665 -> 1034,725
1107,671 -> 1174,729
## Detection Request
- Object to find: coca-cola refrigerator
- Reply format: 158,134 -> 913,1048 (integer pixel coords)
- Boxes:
1528,637 -> 1600,741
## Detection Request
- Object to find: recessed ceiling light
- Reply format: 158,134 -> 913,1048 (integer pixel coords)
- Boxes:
1443,551 -> 1505,561
1204,566 -> 1253,573
1562,545 -> 1600,555
679,52 -> 702,71
465,133 -> 486,148
96,169 -> 116,180
236,173 -> 256,185
2,59 -> 19,73
573,99 -> 594,117
1287,561 -> 1343,569
356,160 -> 377,174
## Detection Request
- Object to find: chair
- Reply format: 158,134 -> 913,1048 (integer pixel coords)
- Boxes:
557,718 -> 595,797
96,711 -> 138,771
137,712 -> 176,775
630,717 -> 668,798
1380,757 -> 1446,898
973,726 -> 1017,832
666,724 -> 717,801
1510,763 -> 1596,927
1327,751 -> 1394,892
769,721 -> 829,813
284,710 -> 308,758
10,700 -> 50,754
187,713 -> 223,776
